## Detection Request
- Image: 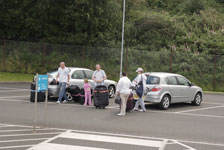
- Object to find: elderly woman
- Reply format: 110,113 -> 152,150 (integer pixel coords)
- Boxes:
116,72 -> 131,116
133,68 -> 147,112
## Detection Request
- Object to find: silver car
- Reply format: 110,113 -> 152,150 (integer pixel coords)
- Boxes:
45,67 -> 117,100
143,72 -> 203,110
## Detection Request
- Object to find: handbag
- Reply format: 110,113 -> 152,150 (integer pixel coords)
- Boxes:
136,75 -> 144,98
115,95 -> 121,104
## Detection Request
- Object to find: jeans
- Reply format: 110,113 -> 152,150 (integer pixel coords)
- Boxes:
57,82 -> 67,102
134,96 -> 146,111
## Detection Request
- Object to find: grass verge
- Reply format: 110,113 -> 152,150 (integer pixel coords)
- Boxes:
0,72 -> 33,82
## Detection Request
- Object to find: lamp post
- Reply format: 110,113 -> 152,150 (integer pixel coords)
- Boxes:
120,0 -> 126,77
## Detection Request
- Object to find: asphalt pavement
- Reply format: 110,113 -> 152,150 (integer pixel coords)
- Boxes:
0,83 -> 224,150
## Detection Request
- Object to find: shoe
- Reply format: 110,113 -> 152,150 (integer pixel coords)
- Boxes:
83,104 -> 87,106
133,108 -> 138,111
138,109 -> 143,112
63,100 -> 68,103
56,101 -> 61,104
117,113 -> 125,116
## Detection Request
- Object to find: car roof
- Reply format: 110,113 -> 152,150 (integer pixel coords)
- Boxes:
67,67 -> 93,71
144,72 -> 182,78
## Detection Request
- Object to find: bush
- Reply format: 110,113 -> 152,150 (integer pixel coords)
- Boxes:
182,0 -> 205,14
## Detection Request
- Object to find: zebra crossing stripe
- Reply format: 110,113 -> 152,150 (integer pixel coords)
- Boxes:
29,143 -> 112,150
29,130 -> 164,150
59,132 -> 163,148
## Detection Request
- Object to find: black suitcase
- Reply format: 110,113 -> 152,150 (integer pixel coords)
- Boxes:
66,85 -> 81,102
126,93 -> 135,112
79,88 -> 93,105
94,85 -> 109,109
30,83 -> 45,102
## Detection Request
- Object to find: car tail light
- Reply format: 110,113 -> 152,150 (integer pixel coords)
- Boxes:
151,87 -> 161,92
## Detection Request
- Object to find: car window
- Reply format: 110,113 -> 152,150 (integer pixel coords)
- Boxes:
71,70 -> 85,79
177,76 -> 189,86
84,70 -> 93,79
146,76 -> 160,84
166,76 -> 178,85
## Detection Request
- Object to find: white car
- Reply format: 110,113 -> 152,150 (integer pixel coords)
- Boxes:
37,67 -> 117,101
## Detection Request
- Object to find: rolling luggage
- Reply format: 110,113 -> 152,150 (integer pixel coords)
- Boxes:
66,85 -> 81,102
126,93 -> 135,112
30,83 -> 45,102
94,85 -> 109,109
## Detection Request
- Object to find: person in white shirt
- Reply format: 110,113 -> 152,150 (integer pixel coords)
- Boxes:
56,62 -> 70,104
92,64 -> 107,86
116,72 -> 131,116
133,68 -> 147,112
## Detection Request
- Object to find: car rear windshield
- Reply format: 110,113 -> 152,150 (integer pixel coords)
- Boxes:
146,76 -> 160,85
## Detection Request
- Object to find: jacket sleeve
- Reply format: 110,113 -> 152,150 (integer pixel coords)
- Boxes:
116,79 -> 122,93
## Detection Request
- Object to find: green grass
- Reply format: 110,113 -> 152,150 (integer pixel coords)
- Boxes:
0,72 -> 34,82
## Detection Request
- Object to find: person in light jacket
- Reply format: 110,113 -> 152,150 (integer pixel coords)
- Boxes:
116,72 -> 131,116
133,68 -> 147,112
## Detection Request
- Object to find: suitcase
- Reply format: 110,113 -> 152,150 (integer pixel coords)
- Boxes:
66,85 -> 81,102
126,93 -> 135,112
30,83 -> 45,102
79,88 -> 93,105
94,85 -> 109,109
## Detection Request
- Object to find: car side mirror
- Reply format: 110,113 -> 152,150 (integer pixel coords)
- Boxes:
188,82 -> 192,87
188,82 -> 193,87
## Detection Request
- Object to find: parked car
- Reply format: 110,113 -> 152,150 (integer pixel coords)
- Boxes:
34,67 -> 117,101
143,72 -> 203,110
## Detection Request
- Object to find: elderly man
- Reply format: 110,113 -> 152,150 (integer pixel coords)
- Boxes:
92,64 -> 107,86
56,62 -> 70,104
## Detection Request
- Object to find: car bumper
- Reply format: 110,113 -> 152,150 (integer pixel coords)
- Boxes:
48,85 -> 59,97
144,95 -> 161,103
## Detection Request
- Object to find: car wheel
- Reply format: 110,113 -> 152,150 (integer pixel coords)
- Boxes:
159,95 -> 171,110
66,92 -> 73,101
192,93 -> 202,106
108,85 -> 115,98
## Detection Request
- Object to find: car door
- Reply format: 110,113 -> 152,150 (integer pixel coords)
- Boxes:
70,70 -> 85,88
166,76 -> 181,103
176,76 -> 194,102
83,70 -> 95,87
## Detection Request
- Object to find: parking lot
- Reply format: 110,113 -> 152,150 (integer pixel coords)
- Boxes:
0,83 -> 224,150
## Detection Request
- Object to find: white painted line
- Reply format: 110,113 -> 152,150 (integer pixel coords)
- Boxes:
107,106 -> 119,109
159,139 -> 168,150
174,140 -> 196,150
0,138 -> 48,143
27,130 -> 70,150
175,105 -> 224,113
0,125 -> 15,128
0,128 -> 56,133
0,132 -> 62,137
30,143 -> 112,150
58,132 -> 163,148
0,95 -> 29,99
177,112 -> 224,119
0,89 -> 29,92
0,99 -> 28,102
1,123 -> 224,148
0,87 -> 28,90
0,145 -> 33,149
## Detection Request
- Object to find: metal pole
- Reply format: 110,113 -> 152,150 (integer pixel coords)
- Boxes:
3,40 -> 6,71
44,75 -> 48,128
120,0 -> 126,77
33,73 -> 38,132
